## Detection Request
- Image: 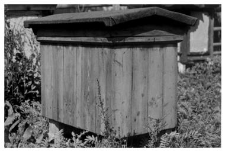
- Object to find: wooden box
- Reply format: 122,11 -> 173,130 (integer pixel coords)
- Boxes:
25,7 -> 196,137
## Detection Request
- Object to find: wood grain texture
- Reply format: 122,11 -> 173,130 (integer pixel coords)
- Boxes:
72,46 -> 77,127
96,47 -> 109,135
63,46 -> 74,125
148,46 -> 163,122
85,47 -> 96,132
162,44 -> 177,129
42,45 -> 54,119
112,47 -> 132,137
75,46 -> 83,129
41,43 -> 178,136
40,44 -> 46,117
132,47 -> 149,135
52,45 -> 64,122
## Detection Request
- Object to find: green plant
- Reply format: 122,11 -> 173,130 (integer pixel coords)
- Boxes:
5,101 -> 49,148
5,8 -> 43,148
174,57 -> 221,147
159,130 -> 202,148
145,57 -> 221,148
4,12 -> 41,109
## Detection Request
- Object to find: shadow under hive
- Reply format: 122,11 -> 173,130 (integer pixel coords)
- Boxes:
24,7 -> 197,137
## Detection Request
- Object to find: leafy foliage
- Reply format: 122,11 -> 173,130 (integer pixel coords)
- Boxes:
159,57 -> 221,148
4,13 -> 41,109
4,10 -> 43,148
176,57 -> 221,147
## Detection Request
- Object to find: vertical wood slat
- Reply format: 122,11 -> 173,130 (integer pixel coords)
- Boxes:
148,46 -> 163,123
41,44 -> 178,136
132,47 -> 149,135
162,44 -> 177,129
63,46 -> 74,125
86,47 -> 96,132
48,46 -> 54,120
75,46 -> 83,129
82,48 -> 88,130
72,46 -> 77,127
105,49 -> 114,134
112,49 -> 122,137
93,47 -> 100,134
41,45 -> 46,117
112,47 -> 132,137
52,45 -> 64,122
95,48 -> 108,134
41,45 -> 54,119
121,48 -> 132,137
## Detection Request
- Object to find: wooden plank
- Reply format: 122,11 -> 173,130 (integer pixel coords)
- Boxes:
41,45 -> 46,117
75,46 -> 83,129
112,47 -> 132,137
85,47 -> 96,132
72,46 -> 77,127
63,46 -> 74,125
162,44 -> 177,129
120,48 -> 132,137
132,47 -> 149,135
51,45 -> 57,121
112,48 -> 122,137
82,48 -> 88,130
95,47 -> 108,134
57,45 -> 64,123
43,45 -> 53,119
52,45 -> 64,122
148,46 -> 163,126
104,48 -> 114,135
37,36 -> 183,44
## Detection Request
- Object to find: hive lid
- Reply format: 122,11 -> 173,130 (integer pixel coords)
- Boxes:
24,7 -> 197,28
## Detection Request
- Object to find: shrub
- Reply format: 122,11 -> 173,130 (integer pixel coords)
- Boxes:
4,13 -> 41,109
170,57 -> 221,147
4,10 -> 43,148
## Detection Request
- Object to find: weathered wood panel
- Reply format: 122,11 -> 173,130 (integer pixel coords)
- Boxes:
63,46 -> 74,125
52,45 -> 64,122
85,47 -> 96,132
148,46 -> 163,124
41,44 -> 178,136
72,46 -> 77,127
40,44 -> 46,116
41,45 -> 54,119
95,48 -> 108,135
112,47 -> 132,137
132,47 -> 149,135
162,44 -> 177,129
74,46 -> 83,129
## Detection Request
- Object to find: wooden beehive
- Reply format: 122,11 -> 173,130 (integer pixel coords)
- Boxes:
24,7 -> 197,137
